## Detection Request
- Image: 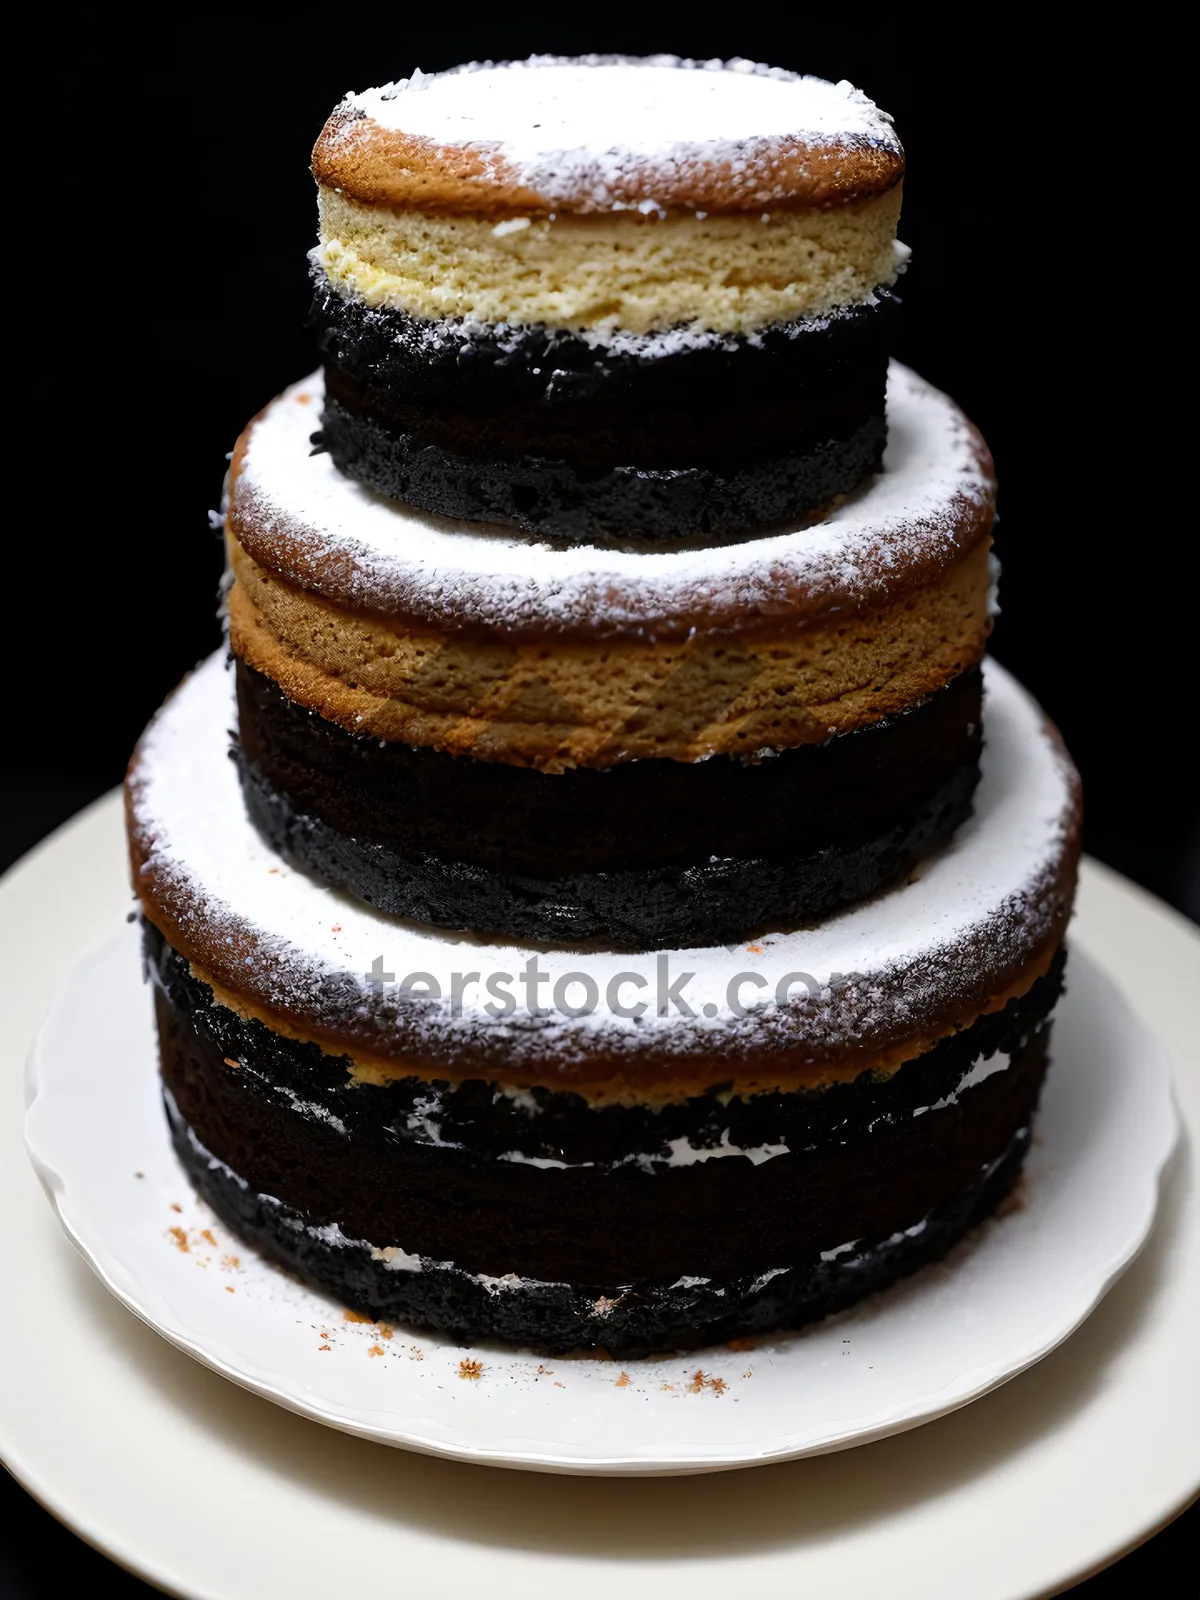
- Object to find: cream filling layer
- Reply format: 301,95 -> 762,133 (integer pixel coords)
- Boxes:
434,1047 -> 1016,1169
173,1092 -> 1022,1305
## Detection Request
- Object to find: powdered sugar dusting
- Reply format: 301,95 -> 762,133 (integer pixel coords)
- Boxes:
128,653 -> 1077,1072
232,363 -> 992,637
341,57 -> 899,210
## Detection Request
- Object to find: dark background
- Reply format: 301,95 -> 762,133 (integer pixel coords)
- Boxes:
7,7 -> 1195,1594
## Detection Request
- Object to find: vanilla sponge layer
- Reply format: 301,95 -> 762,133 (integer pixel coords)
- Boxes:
315,185 -> 904,334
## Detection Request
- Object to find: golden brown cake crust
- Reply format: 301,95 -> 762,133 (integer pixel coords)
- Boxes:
226,533 -> 991,770
312,59 -> 904,219
313,105 -> 904,218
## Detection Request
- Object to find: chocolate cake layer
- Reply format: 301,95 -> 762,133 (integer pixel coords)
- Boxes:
317,393 -> 886,546
236,659 -> 981,873
151,922 -> 1060,1353
235,659 -> 982,947
171,1099 -> 1030,1357
315,281 -> 896,512
312,287 -> 895,545
311,280 -> 896,411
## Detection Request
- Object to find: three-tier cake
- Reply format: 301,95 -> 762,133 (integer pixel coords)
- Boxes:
127,57 -> 1080,1356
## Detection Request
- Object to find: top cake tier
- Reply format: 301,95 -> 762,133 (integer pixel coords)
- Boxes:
310,56 -> 908,547
314,55 -> 903,223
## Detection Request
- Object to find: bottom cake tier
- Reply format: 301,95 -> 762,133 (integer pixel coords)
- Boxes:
126,651 -> 1081,1355
152,922 -> 1059,1354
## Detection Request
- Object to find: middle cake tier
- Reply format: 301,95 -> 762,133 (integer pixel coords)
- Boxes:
227,362 -> 995,949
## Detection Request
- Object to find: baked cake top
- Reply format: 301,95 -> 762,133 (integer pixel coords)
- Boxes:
227,365 -> 991,641
313,55 -> 904,216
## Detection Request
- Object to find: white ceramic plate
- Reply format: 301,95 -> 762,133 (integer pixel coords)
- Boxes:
24,911 -> 1178,1476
